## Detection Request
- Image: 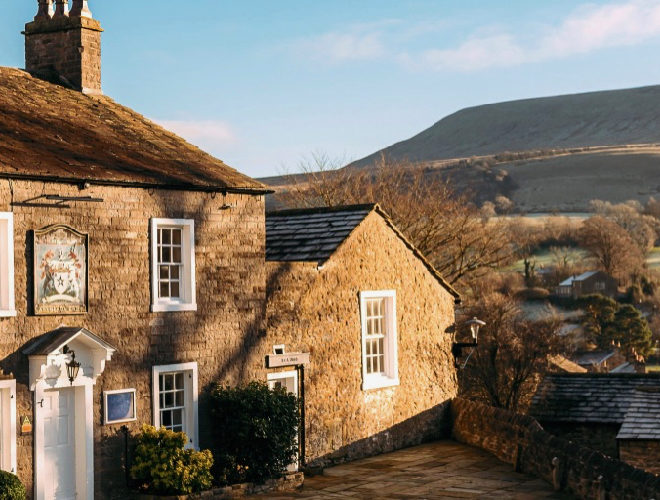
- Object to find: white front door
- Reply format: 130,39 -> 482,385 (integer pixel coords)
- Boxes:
43,388 -> 76,500
267,370 -> 299,471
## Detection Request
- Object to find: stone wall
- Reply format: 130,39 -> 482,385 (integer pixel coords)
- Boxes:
542,423 -> 620,458
619,440 -> 660,474
265,211 -> 458,467
451,398 -> 660,499
0,179 -> 267,497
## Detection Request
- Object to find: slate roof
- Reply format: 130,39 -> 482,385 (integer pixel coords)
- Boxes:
22,326 -> 115,355
572,350 -> 615,367
0,67 -> 268,193
558,270 -> 599,286
266,204 -> 372,263
265,204 -> 460,301
617,388 -> 660,439
530,374 -> 660,424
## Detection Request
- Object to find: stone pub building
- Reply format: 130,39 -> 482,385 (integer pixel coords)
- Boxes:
0,2 -> 459,498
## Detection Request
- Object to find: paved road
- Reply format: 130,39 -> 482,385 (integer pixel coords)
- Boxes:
258,440 -> 570,499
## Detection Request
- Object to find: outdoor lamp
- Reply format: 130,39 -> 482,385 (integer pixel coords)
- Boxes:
63,345 -> 81,385
452,317 -> 486,366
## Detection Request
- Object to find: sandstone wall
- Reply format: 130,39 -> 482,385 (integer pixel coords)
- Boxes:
0,179 -> 267,497
451,397 -> 660,499
265,211 -> 458,466
619,439 -> 660,474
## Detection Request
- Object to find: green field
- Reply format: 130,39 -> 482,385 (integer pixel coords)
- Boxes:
508,247 -> 660,272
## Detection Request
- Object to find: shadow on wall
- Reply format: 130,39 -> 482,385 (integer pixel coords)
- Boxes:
307,400 -> 453,469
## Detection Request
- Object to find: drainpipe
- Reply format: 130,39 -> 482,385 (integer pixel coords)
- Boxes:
298,364 -> 306,468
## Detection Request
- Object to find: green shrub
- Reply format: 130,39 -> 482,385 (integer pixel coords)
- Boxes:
130,425 -> 213,495
210,381 -> 299,484
0,470 -> 25,500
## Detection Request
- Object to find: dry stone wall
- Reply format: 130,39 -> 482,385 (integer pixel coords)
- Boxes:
0,179 -> 267,497
265,211 -> 458,467
451,397 -> 660,499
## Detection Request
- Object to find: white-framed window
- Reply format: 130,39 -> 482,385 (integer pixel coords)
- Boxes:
150,218 -> 196,312
0,213 -> 15,318
359,290 -> 399,390
152,362 -> 198,449
0,379 -> 16,474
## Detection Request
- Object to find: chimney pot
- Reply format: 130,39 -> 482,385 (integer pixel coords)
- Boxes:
70,0 -> 92,18
53,0 -> 69,17
35,0 -> 54,20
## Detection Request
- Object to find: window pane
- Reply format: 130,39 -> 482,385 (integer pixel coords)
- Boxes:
175,373 -> 184,388
173,247 -> 181,263
163,374 -> 173,391
162,229 -> 171,244
173,409 -> 183,426
171,266 -> 179,279
160,282 -> 169,298
173,229 -> 182,245
165,392 -> 174,408
170,282 -> 180,298
162,247 -> 171,263
162,411 -> 172,427
176,391 -> 184,407
160,266 -> 169,279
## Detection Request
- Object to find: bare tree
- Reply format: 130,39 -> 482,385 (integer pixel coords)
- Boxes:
277,154 -> 514,287
578,216 -> 645,280
457,293 -> 563,411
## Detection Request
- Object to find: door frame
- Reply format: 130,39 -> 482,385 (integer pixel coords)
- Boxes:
267,370 -> 299,471
0,379 -> 16,474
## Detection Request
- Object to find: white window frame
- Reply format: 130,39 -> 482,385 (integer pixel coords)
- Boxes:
0,213 -> 16,318
152,362 -> 199,449
150,218 -> 196,312
0,379 -> 16,474
359,290 -> 399,390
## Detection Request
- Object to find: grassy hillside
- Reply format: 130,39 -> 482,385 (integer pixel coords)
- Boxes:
351,85 -> 660,168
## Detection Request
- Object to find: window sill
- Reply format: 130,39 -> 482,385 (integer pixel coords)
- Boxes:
0,309 -> 16,318
362,375 -> 399,391
151,302 -> 197,313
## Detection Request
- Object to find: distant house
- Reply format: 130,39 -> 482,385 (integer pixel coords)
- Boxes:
555,270 -> 618,299
571,349 -> 626,373
264,204 -> 460,467
548,355 -> 587,373
530,374 -> 660,473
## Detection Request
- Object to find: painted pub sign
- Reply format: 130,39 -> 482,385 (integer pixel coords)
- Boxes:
34,225 -> 88,315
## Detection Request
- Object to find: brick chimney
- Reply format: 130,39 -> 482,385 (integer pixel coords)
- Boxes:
24,0 -> 103,95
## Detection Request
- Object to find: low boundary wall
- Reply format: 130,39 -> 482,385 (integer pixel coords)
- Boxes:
451,398 -> 660,499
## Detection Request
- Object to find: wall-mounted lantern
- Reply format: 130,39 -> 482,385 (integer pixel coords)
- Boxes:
63,345 -> 80,385
452,317 -> 486,367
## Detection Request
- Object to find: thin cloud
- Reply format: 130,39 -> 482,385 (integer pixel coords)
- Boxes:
408,0 -> 660,71
294,0 -> 660,71
155,119 -> 237,148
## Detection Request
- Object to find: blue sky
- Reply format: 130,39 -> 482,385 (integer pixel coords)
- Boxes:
3,1 -> 660,178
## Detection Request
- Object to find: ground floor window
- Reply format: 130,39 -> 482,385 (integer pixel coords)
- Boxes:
152,362 -> 198,448
0,379 -> 16,474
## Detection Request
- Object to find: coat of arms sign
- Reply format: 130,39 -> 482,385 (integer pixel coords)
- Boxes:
33,225 -> 88,315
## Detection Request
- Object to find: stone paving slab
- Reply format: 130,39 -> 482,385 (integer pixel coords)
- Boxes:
253,440 -> 571,499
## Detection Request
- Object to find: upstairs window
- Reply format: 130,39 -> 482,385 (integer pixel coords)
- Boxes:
0,213 -> 15,317
359,290 -> 398,390
150,219 -> 196,312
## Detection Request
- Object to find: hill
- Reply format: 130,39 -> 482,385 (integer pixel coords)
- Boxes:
351,85 -> 660,167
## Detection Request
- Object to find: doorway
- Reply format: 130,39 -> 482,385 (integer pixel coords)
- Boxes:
267,370 -> 299,471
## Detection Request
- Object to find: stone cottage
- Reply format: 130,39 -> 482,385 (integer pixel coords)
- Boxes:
0,2 -> 271,498
0,3 -> 461,498
555,270 -> 618,299
264,204 -> 460,467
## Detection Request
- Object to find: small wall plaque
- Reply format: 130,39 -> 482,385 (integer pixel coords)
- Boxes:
104,389 -> 137,425
266,352 -> 310,368
21,416 -> 32,435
